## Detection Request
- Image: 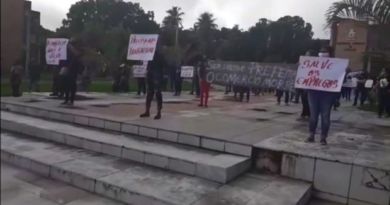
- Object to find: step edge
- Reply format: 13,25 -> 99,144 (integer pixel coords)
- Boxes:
1,148 -> 183,205
1,101 -> 252,156
2,119 -> 249,183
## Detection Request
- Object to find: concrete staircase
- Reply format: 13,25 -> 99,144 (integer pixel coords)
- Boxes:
1,108 -> 312,205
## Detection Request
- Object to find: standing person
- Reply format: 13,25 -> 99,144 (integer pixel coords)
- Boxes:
344,76 -> 353,101
50,65 -> 62,97
377,69 -> 390,118
305,48 -> 342,145
60,39 -> 83,105
353,72 -> 368,106
199,55 -> 210,107
28,61 -> 41,92
174,65 -> 182,96
10,59 -> 24,97
140,48 -> 166,120
190,66 -> 200,96
137,78 -> 146,96
298,90 -> 310,120
276,89 -> 290,105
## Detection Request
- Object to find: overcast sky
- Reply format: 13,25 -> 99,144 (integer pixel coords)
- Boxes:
31,0 -> 337,39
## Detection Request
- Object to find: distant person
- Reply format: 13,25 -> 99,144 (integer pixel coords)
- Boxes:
140,47 -> 166,120
60,38 -> 83,105
300,90 -> 310,119
294,89 -> 301,104
174,65 -> 182,96
190,66 -> 200,96
276,89 -> 290,106
10,59 -> 24,97
28,62 -> 41,92
234,86 -> 250,102
377,69 -> 390,118
199,55 -> 210,107
343,76 -> 353,101
305,48 -> 341,145
50,65 -> 64,97
136,74 -> 146,96
353,72 -> 368,106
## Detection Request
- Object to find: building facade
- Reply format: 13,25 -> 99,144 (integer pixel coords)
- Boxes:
1,0 -> 25,74
330,18 -> 390,74
1,0 -> 42,74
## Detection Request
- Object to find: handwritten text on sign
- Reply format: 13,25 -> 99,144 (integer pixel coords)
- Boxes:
181,66 -> 194,78
207,61 -> 297,90
294,56 -> 349,92
127,34 -> 158,61
46,38 -> 69,65
132,62 -> 148,78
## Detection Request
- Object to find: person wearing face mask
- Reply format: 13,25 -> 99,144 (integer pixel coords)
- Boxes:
305,48 -> 340,145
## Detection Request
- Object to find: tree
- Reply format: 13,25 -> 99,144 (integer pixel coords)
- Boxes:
194,12 -> 218,58
326,0 -> 390,25
58,0 -> 159,76
161,7 -> 185,66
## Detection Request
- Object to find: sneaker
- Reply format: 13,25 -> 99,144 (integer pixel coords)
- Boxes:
305,137 -> 315,143
198,104 -> 203,107
320,139 -> 327,145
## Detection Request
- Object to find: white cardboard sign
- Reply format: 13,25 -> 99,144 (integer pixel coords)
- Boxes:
295,56 -> 349,92
132,61 -> 148,78
181,66 -> 194,78
46,38 -> 69,65
127,34 -> 158,61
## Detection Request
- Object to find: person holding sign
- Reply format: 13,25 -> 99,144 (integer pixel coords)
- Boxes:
59,38 -> 83,105
295,48 -> 348,145
140,47 -> 166,120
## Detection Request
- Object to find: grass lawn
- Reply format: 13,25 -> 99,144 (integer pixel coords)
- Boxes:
1,77 -> 192,97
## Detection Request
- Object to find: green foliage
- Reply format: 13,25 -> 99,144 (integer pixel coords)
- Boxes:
326,0 -> 390,25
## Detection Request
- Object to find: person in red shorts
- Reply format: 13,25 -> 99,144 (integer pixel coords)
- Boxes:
198,55 -> 210,107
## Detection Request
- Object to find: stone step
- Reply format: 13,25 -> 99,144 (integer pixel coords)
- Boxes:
1,132 -> 312,205
1,100 -> 252,157
1,111 -> 250,183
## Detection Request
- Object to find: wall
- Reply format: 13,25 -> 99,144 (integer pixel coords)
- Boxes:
333,19 -> 368,71
1,0 -> 25,73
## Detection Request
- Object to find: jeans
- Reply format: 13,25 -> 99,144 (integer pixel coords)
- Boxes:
308,90 -> 337,139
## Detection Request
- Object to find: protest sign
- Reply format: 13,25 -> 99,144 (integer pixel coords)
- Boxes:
46,38 -> 69,65
294,56 -> 349,92
132,61 -> 148,78
365,79 -> 374,88
181,66 -> 194,78
207,61 -> 297,90
127,34 -> 158,61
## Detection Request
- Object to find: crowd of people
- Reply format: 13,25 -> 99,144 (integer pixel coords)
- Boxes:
9,41 -> 389,132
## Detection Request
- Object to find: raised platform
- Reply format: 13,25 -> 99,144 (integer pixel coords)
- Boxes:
1,92 -> 389,205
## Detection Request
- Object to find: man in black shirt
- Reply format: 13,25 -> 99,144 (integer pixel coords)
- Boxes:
140,49 -> 166,120
60,39 -> 83,105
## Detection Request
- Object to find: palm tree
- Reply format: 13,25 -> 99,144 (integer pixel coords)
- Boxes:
162,7 -> 184,29
194,12 -> 217,31
194,12 -> 218,57
326,0 -> 390,25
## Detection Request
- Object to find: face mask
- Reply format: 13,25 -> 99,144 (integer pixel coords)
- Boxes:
318,52 -> 330,57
